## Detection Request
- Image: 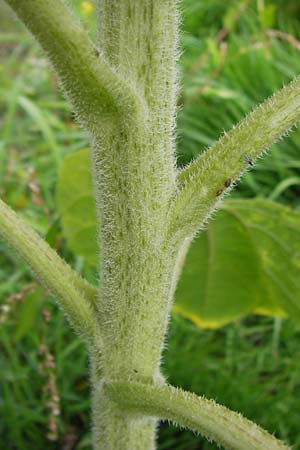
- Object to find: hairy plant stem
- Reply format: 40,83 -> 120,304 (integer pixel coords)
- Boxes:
91,2 -> 180,448
0,198 -> 98,343
169,78 -> 300,242
2,1 -> 300,449
90,360 -> 158,450
4,0 -> 139,130
105,381 -> 290,450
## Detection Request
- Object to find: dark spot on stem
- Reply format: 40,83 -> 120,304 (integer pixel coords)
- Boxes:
224,178 -> 231,188
244,154 -> 253,166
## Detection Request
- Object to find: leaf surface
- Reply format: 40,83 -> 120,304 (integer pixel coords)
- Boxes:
56,149 -> 98,265
175,199 -> 300,327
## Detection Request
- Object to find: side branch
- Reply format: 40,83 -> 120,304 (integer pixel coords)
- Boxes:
0,198 -> 98,344
169,78 -> 300,240
105,381 -> 290,450
4,0 -> 142,131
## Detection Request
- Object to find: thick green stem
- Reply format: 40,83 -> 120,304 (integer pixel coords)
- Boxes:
96,0 -> 179,174
93,0 -> 179,378
90,362 -> 157,450
90,1 -> 180,448
105,381 -> 290,450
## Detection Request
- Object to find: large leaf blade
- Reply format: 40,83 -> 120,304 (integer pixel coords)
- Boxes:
175,199 -> 300,327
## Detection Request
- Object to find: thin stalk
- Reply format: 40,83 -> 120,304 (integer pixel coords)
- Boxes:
4,0 -> 140,131
169,78 -> 300,241
106,381 -> 290,450
0,198 -> 98,343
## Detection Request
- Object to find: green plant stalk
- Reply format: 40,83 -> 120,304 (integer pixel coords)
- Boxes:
91,2 -> 180,448
0,198 -> 98,343
105,381 -> 290,450
93,0 -> 179,375
4,0 -> 140,131
2,0 -> 300,449
91,365 -> 158,450
169,78 -> 300,241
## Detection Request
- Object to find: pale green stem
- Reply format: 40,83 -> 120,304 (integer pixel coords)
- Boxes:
89,1 -> 179,448
93,0 -> 178,377
169,78 -> 300,241
96,0 -> 178,177
105,381 -> 290,450
0,198 -> 98,344
3,1 -> 299,450
4,0 -> 141,131
90,361 -> 158,450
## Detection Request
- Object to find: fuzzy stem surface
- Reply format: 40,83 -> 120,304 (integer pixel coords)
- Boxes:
169,78 -> 300,241
106,381 -> 290,450
4,0 -> 140,131
90,363 -> 157,450
93,0 -> 179,382
90,1 -> 180,448
0,198 -> 98,343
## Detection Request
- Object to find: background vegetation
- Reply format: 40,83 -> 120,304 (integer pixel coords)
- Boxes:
1,0 -> 300,448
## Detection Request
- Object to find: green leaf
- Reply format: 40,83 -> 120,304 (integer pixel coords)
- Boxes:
13,287 -> 43,342
175,199 -> 300,328
258,4 -> 276,29
18,95 -> 61,168
56,148 -> 98,266
45,218 -> 61,248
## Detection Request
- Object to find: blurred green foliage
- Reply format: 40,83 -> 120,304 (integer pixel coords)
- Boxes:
56,149 -> 98,267
1,0 -> 300,449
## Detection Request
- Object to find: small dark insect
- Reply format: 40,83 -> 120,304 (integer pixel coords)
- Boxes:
224,178 -> 231,188
216,188 -> 223,196
133,369 -> 138,373
244,154 -> 253,166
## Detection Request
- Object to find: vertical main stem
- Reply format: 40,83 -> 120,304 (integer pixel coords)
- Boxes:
91,1 -> 180,449
90,357 -> 158,450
